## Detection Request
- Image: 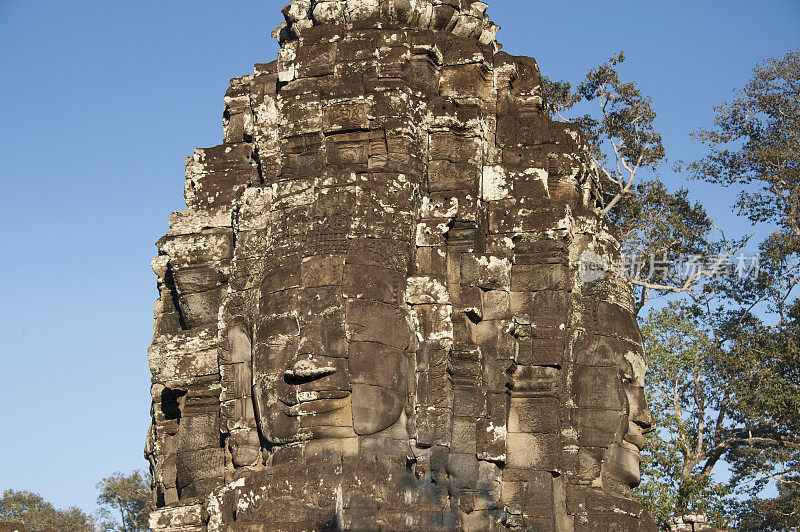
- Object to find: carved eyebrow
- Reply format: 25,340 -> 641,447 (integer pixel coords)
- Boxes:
623,351 -> 648,380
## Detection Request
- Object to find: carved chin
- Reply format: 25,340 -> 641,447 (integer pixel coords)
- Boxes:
351,384 -> 405,435
605,442 -> 642,488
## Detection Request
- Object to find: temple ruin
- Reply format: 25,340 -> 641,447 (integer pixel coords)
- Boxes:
145,1 -> 657,529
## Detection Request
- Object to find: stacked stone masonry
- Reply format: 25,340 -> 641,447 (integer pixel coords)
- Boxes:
668,514 -> 728,532
146,0 -> 658,529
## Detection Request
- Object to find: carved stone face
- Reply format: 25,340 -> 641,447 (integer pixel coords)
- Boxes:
254,343 -> 410,445
603,348 -> 652,489
252,257 -> 412,446
571,330 -> 652,493
148,1 -> 660,528
255,347 -> 357,444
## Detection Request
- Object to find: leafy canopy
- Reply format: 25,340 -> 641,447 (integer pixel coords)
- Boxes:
546,48 -> 800,528
0,490 -> 94,532
95,470 -> 150,532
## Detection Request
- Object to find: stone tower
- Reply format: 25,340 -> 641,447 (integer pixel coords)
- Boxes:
145,1 -> 657,529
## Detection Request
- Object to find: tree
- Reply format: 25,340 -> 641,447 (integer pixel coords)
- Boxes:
544,51 -> 665,218
690,49 -> 800,246
95,470 -> 150,532
688,49 -> 800,527
635,259 -> 800,528
636,270 -> 799,528
545,49 -> 800,528
735,472 -> 800,531
543,53 -> 737,313
0,490 -> 94,532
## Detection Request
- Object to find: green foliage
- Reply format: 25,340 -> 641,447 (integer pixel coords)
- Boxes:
95,470 -> 150,532
691,49 -> 800,245
0,490 -> 94,532
735,475 -> 800,530
638,270 -> 800,526
635,431 -> 693,525
546,48 -> 800,528
541,76 -> 575,117
543,52 -> 720,313
543,52 -> 665,217
637,303 -> 736,527
612,181 -> 711,255
612,180 -> 715,311
575,51 -> 665,171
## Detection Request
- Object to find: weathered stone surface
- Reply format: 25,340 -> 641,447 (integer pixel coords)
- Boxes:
667,513 -> 729,532
145,1 -> 657,530
0,524 -> 31,532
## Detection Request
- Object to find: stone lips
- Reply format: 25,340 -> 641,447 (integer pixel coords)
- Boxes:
145,0 -> 659,529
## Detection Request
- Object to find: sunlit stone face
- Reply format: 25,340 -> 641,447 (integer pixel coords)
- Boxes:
253,340 -> 409,445
569,321 -> 652,495
576,339 -> 651,496
251,226 -> 414,447
255,347 -> 357,444
604,349 -> 652,489
147,2 -> 659,527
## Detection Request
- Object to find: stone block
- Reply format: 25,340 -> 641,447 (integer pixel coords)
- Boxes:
510,264 -> 569,292
406,275 -> 450,304
429,132 -> 481,163
440,63 -> 493,101
508,397 -> 559,434
470,319 -> 515,360
413,303 -> 454,341
448,452 -> 480,489
300,254 -> 346,287
416,220 -> 449,247
342,262 -> 403,303
481,290 -> 510,320
348,341 -> 406,391
415,245 -> 448,275
451,416 -> 477,454
509,290 -> 569,327
572,365 -> 625,411
178,287 -> 224,328
149,505 -> 205,530
345,299 -> 410,349
428,160 -> 481,193
506,433 -> 560,471
461,254 -> 511,290
325,131 -> 371,167
453,386 -> 487,417
476,414 -> 506,463
323,99 -> 369,132
415,407 -> 453,448
158,230 -> 235,268
296,41 -> 338,77
183,143 -> 256,211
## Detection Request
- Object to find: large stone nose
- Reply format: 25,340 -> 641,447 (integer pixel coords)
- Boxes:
284,354 -> 337,383
629,386 -> 653,433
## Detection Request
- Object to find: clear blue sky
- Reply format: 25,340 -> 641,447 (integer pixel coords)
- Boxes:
0,0 -> 797,516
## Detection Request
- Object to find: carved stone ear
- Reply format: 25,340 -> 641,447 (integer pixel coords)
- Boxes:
227,324 -> 252,363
